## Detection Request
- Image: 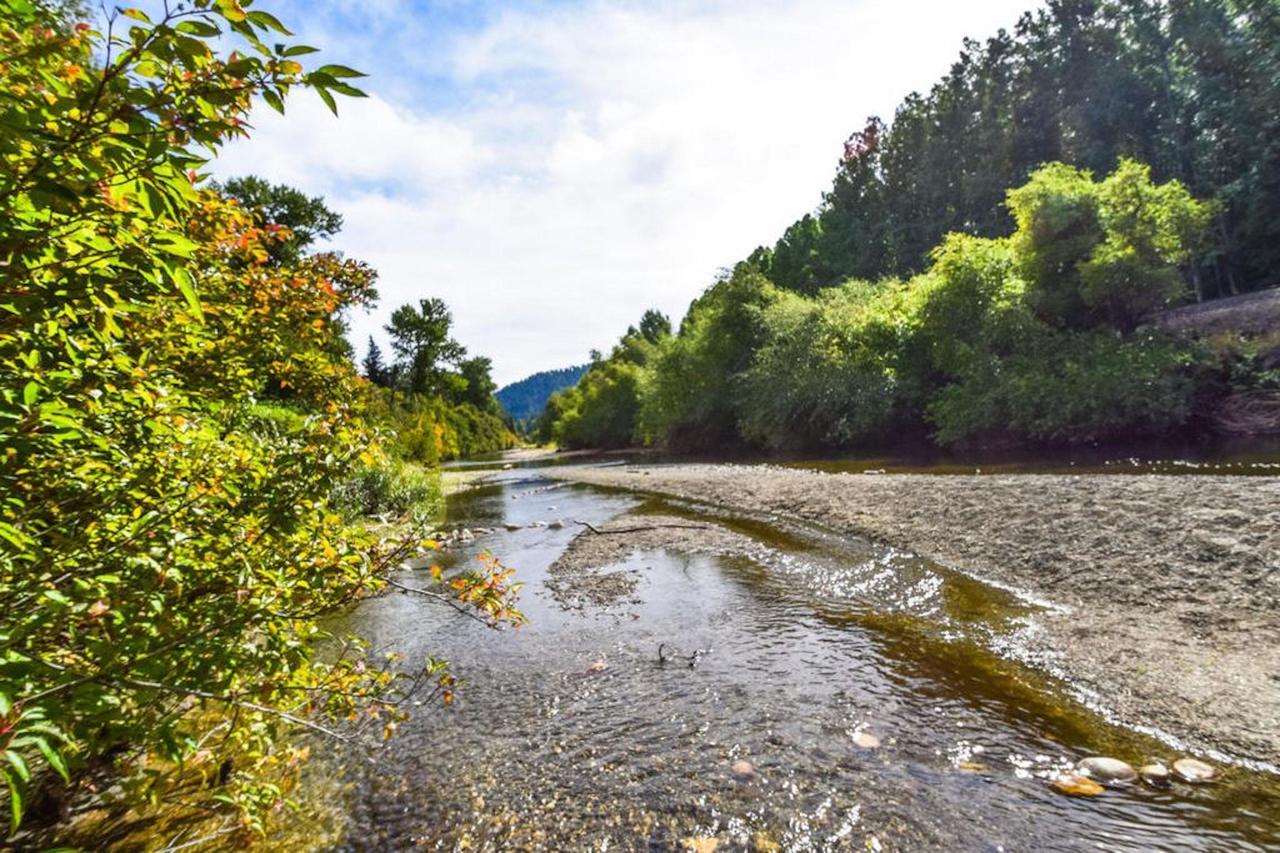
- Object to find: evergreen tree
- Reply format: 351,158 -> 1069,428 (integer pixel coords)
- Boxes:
363,336 -> 389,386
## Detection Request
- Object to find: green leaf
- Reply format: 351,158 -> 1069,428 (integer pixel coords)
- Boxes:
315,64 -> 367,79
5,769 -> 24,834
176,20 -> 221,37
262,89 -> 285,115
173,267 -> 204,322
248,10 -> 292,35
316,86 -> 338,117
5,751 -> 30,784
328,83 -> 368,99
280,44 -> 320,57
122,8 -> 151,23
36,740 -> 70,783
22,381 -> 38,406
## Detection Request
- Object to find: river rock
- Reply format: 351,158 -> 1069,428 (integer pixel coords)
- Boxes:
504,522 -> 522,531
1052,773 -> 1105,797
731,759 -> 755,779
852,731 -> 881,749
1172,757 -> 1215,783
1139,762 -> 1171,787
548,520 -> 564,529
1076,756 -> 1137,785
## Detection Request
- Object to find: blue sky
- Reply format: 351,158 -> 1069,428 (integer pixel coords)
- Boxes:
211,0 -> 1043,385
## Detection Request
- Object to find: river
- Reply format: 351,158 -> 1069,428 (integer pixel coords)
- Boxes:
302,453 -> 1279,851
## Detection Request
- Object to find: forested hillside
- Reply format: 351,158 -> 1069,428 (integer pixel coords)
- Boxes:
543,0 -> 1280,452
756,0 -> 1279,300
497,365 -> 589,423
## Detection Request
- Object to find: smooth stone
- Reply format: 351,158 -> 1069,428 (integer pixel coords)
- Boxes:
503,523 -> 522,531
1053,773 -> 1105,797
1172,757 -> 1215,783
548,520 -> 564,529
1076,756 -> 1137,784
1139,763 -> 1171,787
852,731 -> 881,749
731,759 -> 755,779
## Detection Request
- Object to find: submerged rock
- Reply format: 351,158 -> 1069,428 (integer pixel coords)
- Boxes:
548,520 -> 564,530
1052,773 -> 1105,797
1139,763 -> 1171,788
1076,756 -> 1137,785
1172,757 -> 1215,783
852,731 -> 881,750
731,759 -> 755,779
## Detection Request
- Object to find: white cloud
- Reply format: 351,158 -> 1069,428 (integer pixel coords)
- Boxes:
214,0 -> 1040,386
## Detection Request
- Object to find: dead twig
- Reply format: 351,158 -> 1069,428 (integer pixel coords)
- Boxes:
573,520 -> 712,536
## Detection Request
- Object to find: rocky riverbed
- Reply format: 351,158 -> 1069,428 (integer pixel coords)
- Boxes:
543,463 -> 1280,768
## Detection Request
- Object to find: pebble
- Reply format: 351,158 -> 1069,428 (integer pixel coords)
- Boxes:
1172,757 -> 1215,783
852,731 -> 881,750
1052,773 -> 1105,797
1139,763 -> 1171,787
731,759 -> 755,779
1076,756 -> 1137,785
548,520 -> 564,529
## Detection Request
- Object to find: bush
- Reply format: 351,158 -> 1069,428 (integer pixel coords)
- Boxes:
331,458 -> 443,521
639,267 -> 780,449
928,328 -> 1200,444
739,281 -> 916,449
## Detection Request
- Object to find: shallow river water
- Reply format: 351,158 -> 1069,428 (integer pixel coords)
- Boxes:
311,463 -> 1280,851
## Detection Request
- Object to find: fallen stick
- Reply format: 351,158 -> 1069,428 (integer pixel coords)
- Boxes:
573,520 -> 713,536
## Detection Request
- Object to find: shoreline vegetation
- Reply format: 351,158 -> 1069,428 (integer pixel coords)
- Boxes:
543,461 -> 1280,768
0,3 -> 521,846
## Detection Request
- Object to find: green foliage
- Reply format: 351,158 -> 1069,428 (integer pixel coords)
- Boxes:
218,175 -> 344,266
538,310 -> 671,449
0,2 -> 518,840
1009,159 -> 1217,330
386,298 -> 467,396
639,271 -> 780,449
331,458 -> 443,522
927,329 -> 1199,445
369,391 -> 517,465
759,0 -> 1278,301
738,282 -> 916,449
549,161 -> 1214,453
457,356 -> 500,412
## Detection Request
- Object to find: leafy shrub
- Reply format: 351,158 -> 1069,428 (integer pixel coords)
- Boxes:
928,328 -> 1200,444
739,282 -> 916,449
639,268 -> 780,449
331,458 -> 443,521
1009,159 -> 1217,330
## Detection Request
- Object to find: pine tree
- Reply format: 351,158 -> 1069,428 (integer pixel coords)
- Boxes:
362,336 -> 388,386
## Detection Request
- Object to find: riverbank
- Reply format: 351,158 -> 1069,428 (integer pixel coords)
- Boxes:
543,462 -> 1280,767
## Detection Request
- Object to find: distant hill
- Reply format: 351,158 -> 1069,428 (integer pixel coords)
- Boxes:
497,364 -> 589,423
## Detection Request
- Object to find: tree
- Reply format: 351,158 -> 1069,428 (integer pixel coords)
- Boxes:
363,336 -> 390,386
457,355 -> 499,411
638,309 -> 672,343
219,175 -> 345,266
0,3 -> 519,841
386,298 -> 467,395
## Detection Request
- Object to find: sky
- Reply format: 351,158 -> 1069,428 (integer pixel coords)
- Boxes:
212,0 -> 1042,387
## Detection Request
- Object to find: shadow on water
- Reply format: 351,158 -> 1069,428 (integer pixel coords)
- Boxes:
296,468 -> 1280,852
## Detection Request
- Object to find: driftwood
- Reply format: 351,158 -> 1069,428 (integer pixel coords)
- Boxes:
1212,390 -> 1280,435
572,520 -> 713,536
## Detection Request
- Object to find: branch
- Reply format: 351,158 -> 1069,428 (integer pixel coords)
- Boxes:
572,520 -> 712,536
383,577 -> 499,627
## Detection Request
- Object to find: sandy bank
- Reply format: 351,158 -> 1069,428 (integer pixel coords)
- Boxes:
544,463 -> 1280,766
